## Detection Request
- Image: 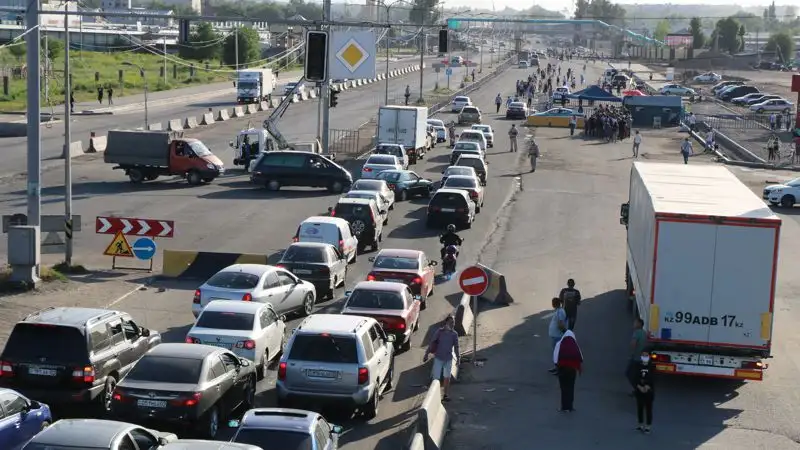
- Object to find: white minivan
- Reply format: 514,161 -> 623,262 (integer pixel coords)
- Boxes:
294,216 -> 359,264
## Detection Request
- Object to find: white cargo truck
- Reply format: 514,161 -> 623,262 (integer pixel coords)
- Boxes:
620,162 -> 780,381
236,69 -> 276,104
377,105 -> 430,165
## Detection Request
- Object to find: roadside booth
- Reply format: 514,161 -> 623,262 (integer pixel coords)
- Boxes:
623,95 -> 683,128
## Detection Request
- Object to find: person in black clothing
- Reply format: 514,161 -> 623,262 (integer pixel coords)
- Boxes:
634,352 -> 655,433
439,224 -> 463,260
559,279 -> 582,330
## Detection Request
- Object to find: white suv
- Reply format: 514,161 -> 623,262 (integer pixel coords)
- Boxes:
276,314 -> 396,419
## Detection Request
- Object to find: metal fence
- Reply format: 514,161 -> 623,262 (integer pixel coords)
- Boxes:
693,113 -> 795,131
329,127 -> 374,157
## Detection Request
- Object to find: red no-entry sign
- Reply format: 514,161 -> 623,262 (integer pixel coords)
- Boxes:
459,265 -> 489,296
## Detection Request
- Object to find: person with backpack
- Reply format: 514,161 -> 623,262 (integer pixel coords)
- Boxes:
559,279 -> 582,330
424,315 -> 460,402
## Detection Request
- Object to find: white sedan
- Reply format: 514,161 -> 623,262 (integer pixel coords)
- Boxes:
186,300 -> 286,380
693,72 -> 722,83
660,84 -> 696,96
361,154 -> 403,179
471,124 -> 495,148
193,264 -> 317,318
750,99 -> 794,113
451,96 -> 473,112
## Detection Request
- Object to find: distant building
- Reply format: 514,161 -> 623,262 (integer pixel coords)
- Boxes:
101,0 -> 131,9
98,7 -> 175,27
158,0 -> 201,14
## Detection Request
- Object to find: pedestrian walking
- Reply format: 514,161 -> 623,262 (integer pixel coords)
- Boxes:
506,95 -> 513,109
634,352 -> 655,433
568,115 -> 577,136
686,112 -> 696,132
107,86 -> 114,105
559,279 -> 581,330
547,297 -> 567,374
632,130 -> 642,157
495,93 -> 502,113
626,317 -> 648,394
69,91 -> 75,114
769,113 -> 776,131
528,136 -> 540,172
680,137 -> 693,164
508,124 -> 519,152
423,315 -> 460,402
404,85 -> 411,106
97,87 -> 103,104
471,69 -> 475,82
553,329 -> 583,413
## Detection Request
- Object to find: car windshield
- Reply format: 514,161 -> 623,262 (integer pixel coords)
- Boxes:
509,103 -> 525,108
126,356 -> 203,384
23,446 -> 105,450
373,255 -> 419,270
454,143 -> 478,150
460,133 -> 480,141
188,141 -> 212,157
238,81 -> 258,90
445,177 -> 477,188
282,246 -> 326,263
368,155 -> 396,165
205,271 -> 260,289
352,180 -> 383,191
473,126 -> 490,133
454,97 -> 469,103
347,290 -> 405,310
335,203 -> 373,220
455,159 -> 483,170
431,192 -> 468,207
288,335 -> 358,363
786,178 -> 800,187
233,429 -> 313,450
376,145 -> 401,154
377,171 -> 402,182
3,324 -> 87,362
197,311 -> 255,331
462,107 -> 478,113
446,168 -> 473,176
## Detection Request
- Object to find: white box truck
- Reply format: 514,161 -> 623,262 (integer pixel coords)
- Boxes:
377,106 -> 430,164
236,69 -> 276,104
620,162 -> 780,381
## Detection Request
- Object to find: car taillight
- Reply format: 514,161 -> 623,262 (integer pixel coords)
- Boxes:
367,273 -> 377,281
357,367 -> 369,384
456,208 -> 465,212
275,264 -> 285,268
363,167 -> 373,172
411,276 -> 423,285
339,240 -> 344,253
278,362 -> 287,380
193,289 -> 201,304
171,392 -> 202,407
292,236 -> 299,242
741,361 -> 764,370
72,365 -> 95,383
469,190 -> 478,199
319,266 -> 330,274
111,389 -> 131,403
388,184 -> 396,190
408,149 -> 415,155
369,209 -> 376,222
430,206 -> 441,212
185,336 -> 200,344
236,340 -> 256,350
650,353 -> 671,363
242,293 -> 252,301
0,360 -> 14,378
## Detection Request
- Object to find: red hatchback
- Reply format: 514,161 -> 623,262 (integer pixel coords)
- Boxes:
366,249 -> 437,309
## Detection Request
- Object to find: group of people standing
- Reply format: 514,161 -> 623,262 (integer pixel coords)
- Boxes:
583,105 -> 633,143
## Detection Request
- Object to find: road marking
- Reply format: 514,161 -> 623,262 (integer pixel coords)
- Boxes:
105,278 -> 154,308
462,276 -> 485,286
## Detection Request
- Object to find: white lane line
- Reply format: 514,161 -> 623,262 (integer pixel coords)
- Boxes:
105,277 -> 154,308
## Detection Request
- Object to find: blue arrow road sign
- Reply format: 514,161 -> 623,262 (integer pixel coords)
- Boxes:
445,68 -> 452,76
132,237 -> 157,261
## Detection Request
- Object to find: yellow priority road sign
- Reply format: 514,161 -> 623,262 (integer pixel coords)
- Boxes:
104,231 -> 133,257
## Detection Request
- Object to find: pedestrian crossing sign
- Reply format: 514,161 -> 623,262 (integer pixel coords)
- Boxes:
104,231 -> 133,257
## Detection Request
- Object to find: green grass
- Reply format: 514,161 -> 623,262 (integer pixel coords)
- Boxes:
0,49 -> 234,112
0,263 -> 70,292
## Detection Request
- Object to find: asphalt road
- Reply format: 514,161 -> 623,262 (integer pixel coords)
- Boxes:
0,57 -> 435,178
0,62 -> 528,448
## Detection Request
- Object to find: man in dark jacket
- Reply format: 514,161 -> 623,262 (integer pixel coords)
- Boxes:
634,352 -> 655,433
559,279 -> 582,330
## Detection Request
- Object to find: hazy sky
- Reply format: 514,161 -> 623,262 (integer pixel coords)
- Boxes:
441,0 -> 783,12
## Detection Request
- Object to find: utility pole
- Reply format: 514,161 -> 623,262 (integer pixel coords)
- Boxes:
321,0 -> 331,154
417,31 -> 424,104
755,28 -> 761,66
234,27 -> 239,70
163,35 -> 167,84
64,0 -> 73,265
43,33 -> 49,104
316,24 -> 324,140
27,0 -> 42,273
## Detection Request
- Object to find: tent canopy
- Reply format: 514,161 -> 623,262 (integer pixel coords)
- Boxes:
568,85 -> 622,102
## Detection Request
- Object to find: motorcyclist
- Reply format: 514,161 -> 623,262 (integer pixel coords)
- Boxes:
439,224 -> 463,260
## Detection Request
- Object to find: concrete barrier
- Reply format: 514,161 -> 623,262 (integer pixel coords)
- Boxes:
200,113 -> 215,126
453,293 -> 474,337
477,263 -> 514,305
167,119 -> 183,131
258,101 -> 269,111
86,135 -> 107,153
417,380 -> 449,450
270,97 -> 281,108
309,89 -> 317,99
245,104 -> 258,114
216,109 -> 230,121
61,140 -> 84,159
147,123 -> 162,131
232,106 -> 245,118
339,83 -> 348,91
184,116 -> 198,129
290,94 -> 300,103
162,250 -> 269,279
350,80 -> 357,88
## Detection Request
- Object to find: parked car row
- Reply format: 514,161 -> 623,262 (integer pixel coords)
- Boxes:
711,80 -> 794,113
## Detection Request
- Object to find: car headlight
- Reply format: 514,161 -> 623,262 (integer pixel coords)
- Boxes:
206,163 -> 216,169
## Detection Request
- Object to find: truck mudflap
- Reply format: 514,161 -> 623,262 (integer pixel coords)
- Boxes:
649,351 -> 766,380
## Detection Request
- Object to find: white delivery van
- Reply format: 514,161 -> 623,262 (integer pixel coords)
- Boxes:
377,106 -> 429,164
294,216 -> 358,264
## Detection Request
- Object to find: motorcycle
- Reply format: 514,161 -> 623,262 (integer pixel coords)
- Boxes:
441,244 -> 460,275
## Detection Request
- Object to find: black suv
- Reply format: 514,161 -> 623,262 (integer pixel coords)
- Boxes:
330,198 -> 384,253
250,151 -> 353,193
0,307 -> 161,412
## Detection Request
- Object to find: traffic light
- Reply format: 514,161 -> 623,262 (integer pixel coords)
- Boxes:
438,29 -> 448,53
178,19 -> 190,44
329,88 -> 340,108
304,31 -> 329,82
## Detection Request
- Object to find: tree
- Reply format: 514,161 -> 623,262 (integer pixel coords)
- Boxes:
653,20 -> 671,42
8,42 -> 25,61
410,0 -> 439,24
42,38 -> 64,60
179,22 -> 221,61
765,32 -> 795,62
689,17 -> 705,49
737,24 -> 746,51
715,17 -> 743,54
222,26 -> 261,68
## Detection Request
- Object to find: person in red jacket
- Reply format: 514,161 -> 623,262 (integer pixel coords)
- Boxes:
553,329 -> 583,413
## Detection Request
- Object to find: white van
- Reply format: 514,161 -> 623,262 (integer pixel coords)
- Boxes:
294,216 -> 358,264
457,130 -> 488,151
603,68 -> 618,84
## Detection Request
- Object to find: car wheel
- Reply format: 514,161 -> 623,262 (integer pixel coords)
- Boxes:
424,186 -> 432,198
187,170 -> 202,185
329,180 -> 345,193
363,391 -> 379,420
781,195 -> 795,208
302,292 -> 315,316
102,375 -> 117,413
476,204 -> 481,213
243,376 -> 256,409
465,217 -> 473,229
398,190 -> 407,201
128,169 -> 145,184
385,357 -> 395,390
201,406 -> 220,439
400,335 -> 412,352
339,268 -> 347,287
201,177 -> 214,183
350,251 -> 357,264
383,216 -> 389,226
266,180 -> 281,191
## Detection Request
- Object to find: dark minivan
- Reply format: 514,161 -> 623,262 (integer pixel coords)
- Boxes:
250,151 -> 353,193
720,86 -> 758,102
426,188 -> 475,229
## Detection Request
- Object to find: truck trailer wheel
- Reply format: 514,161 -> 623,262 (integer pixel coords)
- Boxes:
187,171 -> 202,185
128,169 -> 145,184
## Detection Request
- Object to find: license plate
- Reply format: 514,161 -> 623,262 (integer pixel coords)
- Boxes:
306,369 -> 338,378
698,354 -> 715,366
137,399 -> 167,409
293,269 -> 312,275
441,208 -> 456,212
206,342 -> 232,349
385,279 -> 404,283
28,367 -> 56,376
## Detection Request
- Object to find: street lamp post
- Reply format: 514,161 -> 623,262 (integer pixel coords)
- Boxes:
379,0 -> 412,105
122,61 -> 148,129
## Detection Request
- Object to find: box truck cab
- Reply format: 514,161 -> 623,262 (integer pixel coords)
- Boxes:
236,69 -> 275,103
620,162 -> 780,381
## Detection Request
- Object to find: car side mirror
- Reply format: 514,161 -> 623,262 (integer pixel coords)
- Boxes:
344,290 -> 353,297
140,327 -> 150,337
332,424 -> 344,434
239,358 -> 251,367
280,315 -> 287,322
368,256 -> 375,262
228,419 -> 241,428
159,437 -> 170,445
386,334 -> 396,342
228,140 -> 234,147
430,261 -> 438,266
380,210 -> 387,215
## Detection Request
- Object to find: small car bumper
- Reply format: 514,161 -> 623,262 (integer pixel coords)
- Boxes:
112,404 -> 203,425
191,304 -> 203,318
276,382 -> 373,407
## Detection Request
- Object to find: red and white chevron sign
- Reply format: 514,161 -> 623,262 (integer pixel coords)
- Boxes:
95,216 -> 174,238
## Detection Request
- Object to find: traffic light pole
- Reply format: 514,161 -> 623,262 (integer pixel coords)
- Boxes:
321,0 -> 331,155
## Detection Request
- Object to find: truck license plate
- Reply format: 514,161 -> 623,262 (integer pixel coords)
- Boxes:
137,399 -> 167,409
28,367 -> 56,376
698,355 -> 715,366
